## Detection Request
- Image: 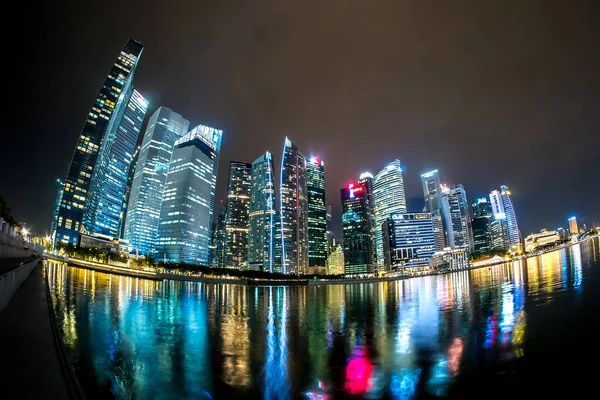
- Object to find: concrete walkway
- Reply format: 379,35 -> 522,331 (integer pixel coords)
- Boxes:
0,262 -> 82,399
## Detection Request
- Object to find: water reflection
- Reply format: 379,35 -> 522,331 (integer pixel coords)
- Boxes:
47,238 -> 600,399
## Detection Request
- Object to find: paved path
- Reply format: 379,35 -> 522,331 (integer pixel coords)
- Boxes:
0,262 -> 81,399
0,256 -> 36,274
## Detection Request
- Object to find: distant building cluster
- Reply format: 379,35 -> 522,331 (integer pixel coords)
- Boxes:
52,39 -> 585,276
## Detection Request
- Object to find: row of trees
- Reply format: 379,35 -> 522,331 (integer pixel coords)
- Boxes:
0,194 -> 19,227
56,242 -> 129,264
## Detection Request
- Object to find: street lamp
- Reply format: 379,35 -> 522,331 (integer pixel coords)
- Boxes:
22,228 -> 30,241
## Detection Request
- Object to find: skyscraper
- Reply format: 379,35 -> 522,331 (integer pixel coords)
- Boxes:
82,89 -> 149,238
54,39 -> 144,245
210,202 -> 227,268
326,204 -> 334,253
306,157 -> 327,268
490,217 -> 510,251
421,170 -> 442,213
471,198 -> 493,253
383,212 -> 436,273
224,162 -> 252,268
279,137 -> 309,274
373,160 -> 407,269
326,246 -> 345,275
124,107 -> 190,256
155,125 -> 222,265
358,172 -> 378,265
441,184 -> 472,250
568,216 -> 579,237
247,152 -> 276,272
490,186 -> 521,246
341,182 -> 375,274
420,170 -> 446,251
499,185 -> 521,246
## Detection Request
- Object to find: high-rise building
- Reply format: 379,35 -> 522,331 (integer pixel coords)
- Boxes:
224,162 -> 252,268
82,89 -> 149,238
326,204 -> 334,253
119,145 -> 140,240
341,182 -> 375,274
279,137 -> 309,274
210,202 -> 227,268
421,169 -> 446,250
383,212 -> 436,273
471,198 -> 493,253
490,217 -> 510,251
326,245 -> 345,275
499,185 -> 521,246
568,216 -> 579,237
247,152 -> 276,272
373,160 -> 407,269
124,107 -> 190,256
358,172 -> 378,266
306,158 -> 327,267
155,125 -> 222,265
441,184 -> 472,250
54,39 -> 144,245
421,170 -> 442,213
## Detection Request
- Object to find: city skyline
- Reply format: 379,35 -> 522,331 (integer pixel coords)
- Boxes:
5,2 -> 600,238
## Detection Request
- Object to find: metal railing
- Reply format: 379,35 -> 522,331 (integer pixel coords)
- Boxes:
0,259 -> 39,312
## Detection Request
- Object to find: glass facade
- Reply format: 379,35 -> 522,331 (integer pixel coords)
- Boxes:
306,158 -> 327,267
155,125 -> 222,265
224,161 -> 252,268
490,217 -> 510,251
500,185 -> 521,246
124,107 -> 190,256
341,182 -> 375,274
210,203 -> 227,268
420,170 -> 442,213
326,204 -> 333,253
384,212 -> 435,271
373,160 -> 407,269
54,39 -> 143,245
247,152 -> 276,272
83,89 -> 149,237
441,184 -> 472,250
279,137 -> 308,275
472,198 -> 493,253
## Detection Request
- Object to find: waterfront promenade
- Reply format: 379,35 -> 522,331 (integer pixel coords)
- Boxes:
0,262 -> 82,399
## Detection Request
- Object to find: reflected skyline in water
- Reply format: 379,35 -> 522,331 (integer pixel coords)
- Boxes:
48,238 -> 600,399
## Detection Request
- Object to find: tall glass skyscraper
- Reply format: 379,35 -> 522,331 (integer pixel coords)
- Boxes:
441,184 -> 472,250
279,137 -> 308,274
358,172 -> 377,267
472,198 -> 493,253
341,182 -> 376,274
224,161 -> 252,268
306,157 -> 327,267
421,169 -> 446,250
210,202 -> 227,268
489,186 -> 521,246
383,212 -> 435,272
326,204 -> 334,253
373,160 -> 407,269
499,185 -> 521,246
155,125 -> 222,265
124,107 -> 190,256
54,39 -> 144,245
83,89 -> 149,237
247,152 -> 276,272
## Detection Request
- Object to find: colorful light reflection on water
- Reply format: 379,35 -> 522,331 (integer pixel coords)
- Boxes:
46,238 -> 600,398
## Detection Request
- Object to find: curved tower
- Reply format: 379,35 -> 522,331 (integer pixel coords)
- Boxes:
373,160 -> 407,269
500,185 -> 521,246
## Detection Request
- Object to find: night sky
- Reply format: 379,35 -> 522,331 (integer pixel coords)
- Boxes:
4,0 -> 599,237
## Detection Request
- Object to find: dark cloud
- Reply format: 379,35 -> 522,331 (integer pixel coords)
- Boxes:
4,0 -> 599,236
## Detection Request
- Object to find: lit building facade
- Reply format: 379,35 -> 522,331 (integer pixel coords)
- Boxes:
326,245 -> 345,275
358,172 -> 378,266
224,162 -> 252,268
525,230 -> 562,252
568,216 -> 579,237
341,182 -> 375,274
247,152 -> 276,272
54,39 -> 144,245
279,137 -> 309,274
373,160 -> 407,269
441,184 -> 472,250
210,203 -> 227,268
306,158 -> 327,267
489,217 -> 510,251
124,107 -> 190,256
83,89 -> 148,238
383,212 -> 436,272
471,198 -> 493,253
155,125 -> 222,265
499,185 -> 521,246
421,169 -> 446,250
326,204 -> 334,253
